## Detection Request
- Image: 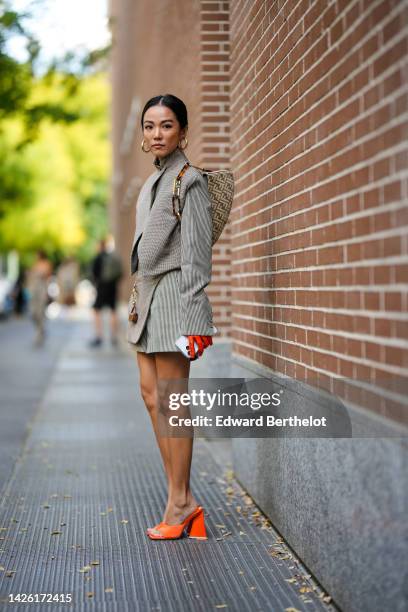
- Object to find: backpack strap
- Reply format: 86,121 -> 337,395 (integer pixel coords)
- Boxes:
172,162 -> 190,221
172,161 -> 214,220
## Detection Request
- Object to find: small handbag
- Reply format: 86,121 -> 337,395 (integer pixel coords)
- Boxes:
128,282 -> 138,323
172,162 -> 234,245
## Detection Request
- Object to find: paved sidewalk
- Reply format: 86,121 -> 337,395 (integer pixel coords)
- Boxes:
0,315 -> 72,492
0,311 -> 337,611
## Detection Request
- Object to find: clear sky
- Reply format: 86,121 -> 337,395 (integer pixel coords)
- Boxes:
8,0 -> 110,67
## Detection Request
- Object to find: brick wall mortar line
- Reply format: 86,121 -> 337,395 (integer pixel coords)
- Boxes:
230,0 -> 306,77
230,0 -> 400,108
229,0 -> 272,39
232,281 -> 408,292
230,0 -> 352,99
232,339 -> 408,378
231,14 -> 406,166
233,325 -> 408,352
231,176 -> 407,226
233,310 -> 408,322
233,68 -> 408,185
233,143 -> 408,208
231,301 -> 408,319
231,225 -> 408,252
232,198 -> 408,238
232,255 -> 408,268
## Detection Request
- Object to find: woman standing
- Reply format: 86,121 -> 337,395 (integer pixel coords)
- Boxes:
127,94 -> 215,540
27,250 -> 53,347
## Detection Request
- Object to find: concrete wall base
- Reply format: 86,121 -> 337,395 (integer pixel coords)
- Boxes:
194,340 -> 407,612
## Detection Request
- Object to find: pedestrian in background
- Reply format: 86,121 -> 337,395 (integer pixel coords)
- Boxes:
57,256 -> 80,307
89,238 -> 123,348
27,250 -> 53,347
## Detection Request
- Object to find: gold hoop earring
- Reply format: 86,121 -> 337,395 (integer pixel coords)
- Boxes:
141,139 -> 151,153
179,137 -> 188,150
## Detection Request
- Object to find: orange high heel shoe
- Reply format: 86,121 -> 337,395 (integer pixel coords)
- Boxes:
147,506 -> 207,540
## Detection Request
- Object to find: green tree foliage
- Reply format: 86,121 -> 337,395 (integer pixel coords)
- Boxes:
0,73 -> 110,263
0,3 -> 32,116
0,1 -> 79,140
0,1 -> 110,265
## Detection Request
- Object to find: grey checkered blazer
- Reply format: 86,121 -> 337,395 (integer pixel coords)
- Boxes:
126,145 -> 214,345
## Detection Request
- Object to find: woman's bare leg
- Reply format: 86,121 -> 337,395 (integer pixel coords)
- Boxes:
136,351 -> 171,484
152,351 -> 199,528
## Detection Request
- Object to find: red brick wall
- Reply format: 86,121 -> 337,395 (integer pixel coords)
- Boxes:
201,1 -> 233,336
111,0 -> 407,425
229,0 -> 408,424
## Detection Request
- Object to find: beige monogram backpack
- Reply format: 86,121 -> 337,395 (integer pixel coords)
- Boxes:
172,162 -> 234,245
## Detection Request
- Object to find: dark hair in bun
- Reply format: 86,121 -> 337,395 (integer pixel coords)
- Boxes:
140,94 -> 188,130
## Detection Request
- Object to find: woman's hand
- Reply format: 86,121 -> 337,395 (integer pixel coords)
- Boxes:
187,335 -> 213,359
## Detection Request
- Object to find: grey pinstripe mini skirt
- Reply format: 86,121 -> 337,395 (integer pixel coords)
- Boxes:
132,269 -> 182,353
